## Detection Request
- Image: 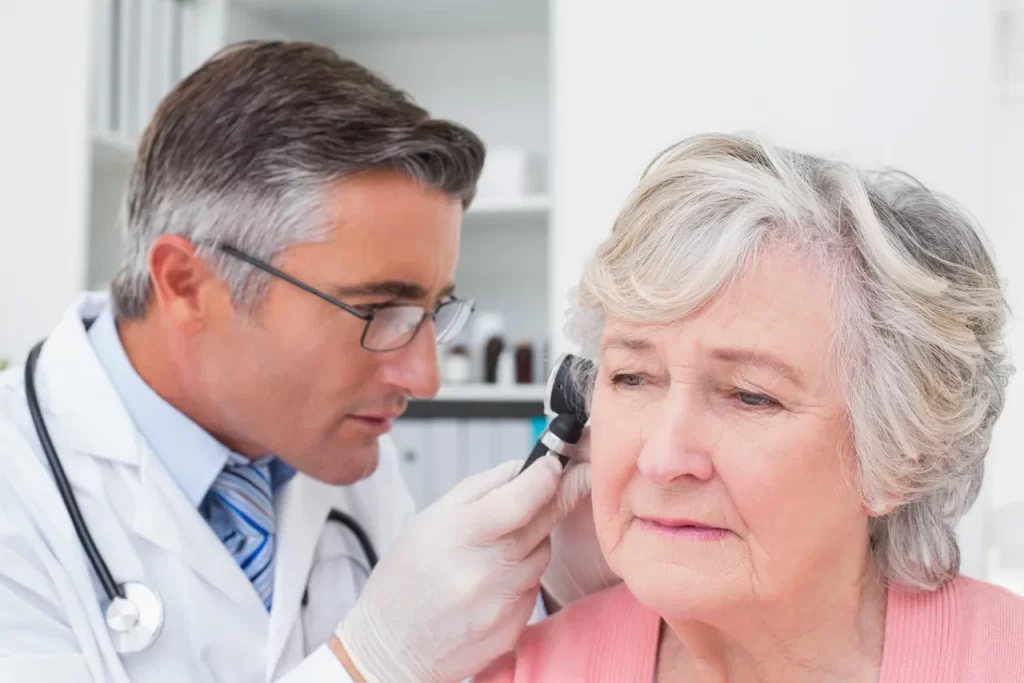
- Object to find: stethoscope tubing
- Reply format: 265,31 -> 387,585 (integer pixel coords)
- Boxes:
26,339 -> 125,602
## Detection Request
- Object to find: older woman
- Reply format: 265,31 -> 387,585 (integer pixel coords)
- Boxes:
478,134 -> 1023,682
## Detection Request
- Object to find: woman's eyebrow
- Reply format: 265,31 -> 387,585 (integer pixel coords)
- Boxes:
711,347 -> 805,389
600,335 -> 655,354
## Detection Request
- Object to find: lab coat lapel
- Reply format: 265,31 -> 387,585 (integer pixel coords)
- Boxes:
267,473 -> 336,679
38,294 -> 142,467
131,441 -> 268,615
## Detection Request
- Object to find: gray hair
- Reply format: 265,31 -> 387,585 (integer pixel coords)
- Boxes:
567,133 -> 1014,591
110,40 -> 485,319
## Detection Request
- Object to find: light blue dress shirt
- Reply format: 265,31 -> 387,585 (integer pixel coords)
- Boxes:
87,305 -> 295,528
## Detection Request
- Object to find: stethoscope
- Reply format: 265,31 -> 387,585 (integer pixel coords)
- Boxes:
24,339 -> 378,655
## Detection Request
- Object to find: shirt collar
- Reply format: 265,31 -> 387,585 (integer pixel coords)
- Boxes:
87,304 -> 295,507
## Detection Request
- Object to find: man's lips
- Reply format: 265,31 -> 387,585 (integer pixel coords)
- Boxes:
348,410 -> 405,434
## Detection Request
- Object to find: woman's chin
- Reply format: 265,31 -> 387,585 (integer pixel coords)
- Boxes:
616,551 -> 751,623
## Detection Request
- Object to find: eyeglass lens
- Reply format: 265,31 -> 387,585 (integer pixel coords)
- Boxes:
363,299 -> 472,351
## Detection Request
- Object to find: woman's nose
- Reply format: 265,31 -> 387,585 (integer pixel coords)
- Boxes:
636,389 -> 714,486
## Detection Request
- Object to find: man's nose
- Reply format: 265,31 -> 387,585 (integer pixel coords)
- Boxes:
385,321 -> 441,400
636,387 -> 715,486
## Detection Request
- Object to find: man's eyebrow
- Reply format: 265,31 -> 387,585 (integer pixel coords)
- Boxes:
711,347 -> 804,388
331,281 -> 455,301
600,335 -> 656,353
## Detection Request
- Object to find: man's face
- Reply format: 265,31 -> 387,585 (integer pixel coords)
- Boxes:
197,170 -> 462,484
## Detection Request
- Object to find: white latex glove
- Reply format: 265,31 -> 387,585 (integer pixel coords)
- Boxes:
540,428 -> 621,610
338,454 -> 590,683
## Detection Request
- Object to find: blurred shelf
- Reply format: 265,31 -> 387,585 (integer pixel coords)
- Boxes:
405,383 -> 547,419
91,131 -> 137,168
467,194 -> 549,217
233,0 -> 548,42
433,383 -> 547,401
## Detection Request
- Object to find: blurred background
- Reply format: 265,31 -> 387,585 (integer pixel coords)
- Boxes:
1,0 -> 1022,591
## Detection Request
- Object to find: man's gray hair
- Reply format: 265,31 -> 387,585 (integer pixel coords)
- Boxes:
110,40 -> 485,318
567,133 -> 1014,591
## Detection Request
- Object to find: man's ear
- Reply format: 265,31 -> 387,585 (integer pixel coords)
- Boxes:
147,235 -> 219,330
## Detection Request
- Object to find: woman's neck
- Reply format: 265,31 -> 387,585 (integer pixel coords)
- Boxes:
656,568 -> 888,683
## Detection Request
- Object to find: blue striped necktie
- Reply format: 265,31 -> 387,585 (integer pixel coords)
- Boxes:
209,461 -> 276,610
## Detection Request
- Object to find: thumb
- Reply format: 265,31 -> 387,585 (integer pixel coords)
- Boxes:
553,461 -> 592,522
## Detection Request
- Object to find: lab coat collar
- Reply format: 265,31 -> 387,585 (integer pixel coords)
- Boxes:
38,292 -> 144,467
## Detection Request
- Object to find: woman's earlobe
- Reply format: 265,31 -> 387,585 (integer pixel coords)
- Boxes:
865,496 -> 899,517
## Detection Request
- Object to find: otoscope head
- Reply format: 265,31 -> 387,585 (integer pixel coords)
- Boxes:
517,354 -> 594,475
544,353 -> 593,423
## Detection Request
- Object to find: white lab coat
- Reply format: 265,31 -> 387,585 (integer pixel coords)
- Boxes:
0,293 -> 416,682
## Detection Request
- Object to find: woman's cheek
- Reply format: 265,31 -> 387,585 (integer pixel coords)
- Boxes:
589,398 -> 643,561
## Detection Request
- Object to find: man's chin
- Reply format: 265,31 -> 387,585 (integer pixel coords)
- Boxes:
320,438 -> 381,486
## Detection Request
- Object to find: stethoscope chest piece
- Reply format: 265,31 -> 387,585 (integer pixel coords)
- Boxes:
106,582 -> 164,654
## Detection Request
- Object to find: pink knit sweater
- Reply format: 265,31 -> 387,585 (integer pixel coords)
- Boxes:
477,577 -> 1024,682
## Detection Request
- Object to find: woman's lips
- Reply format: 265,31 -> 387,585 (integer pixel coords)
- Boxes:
635,516 -> 731,541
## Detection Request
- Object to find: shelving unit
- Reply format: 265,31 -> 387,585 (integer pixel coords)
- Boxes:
434,383 -> 547,402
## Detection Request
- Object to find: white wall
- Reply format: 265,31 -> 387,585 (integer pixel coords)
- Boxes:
550,0 -> 1005,580
0,2 -> 93,364
336,32 -> 550,157
227,3 -> 298,43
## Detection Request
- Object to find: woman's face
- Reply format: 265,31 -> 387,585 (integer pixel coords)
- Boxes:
589,246 -> 872,620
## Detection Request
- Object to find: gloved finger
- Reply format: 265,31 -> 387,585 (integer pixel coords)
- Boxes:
507,535 -> 552,596
553,461 -> 592,522
443,458 -> 524,506
504,502 -> 559,562
469,454 -> 561,540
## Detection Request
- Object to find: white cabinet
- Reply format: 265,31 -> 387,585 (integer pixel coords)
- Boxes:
389,416 -> 542,510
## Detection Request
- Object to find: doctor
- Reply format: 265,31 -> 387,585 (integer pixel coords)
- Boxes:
0,41 -> 615,682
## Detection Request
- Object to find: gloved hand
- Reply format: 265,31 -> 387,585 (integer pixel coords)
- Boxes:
337,454 -> 590,683
540,428 -> 621,610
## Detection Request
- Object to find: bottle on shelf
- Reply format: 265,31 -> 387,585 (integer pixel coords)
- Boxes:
515,340 -> 534,384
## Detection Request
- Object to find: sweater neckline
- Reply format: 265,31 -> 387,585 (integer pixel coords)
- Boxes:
592,578 -> 963,682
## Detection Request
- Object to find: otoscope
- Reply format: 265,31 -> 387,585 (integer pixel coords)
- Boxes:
518,353 -> 594,474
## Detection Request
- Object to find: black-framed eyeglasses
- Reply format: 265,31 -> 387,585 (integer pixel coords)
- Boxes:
216,244 -> 475,352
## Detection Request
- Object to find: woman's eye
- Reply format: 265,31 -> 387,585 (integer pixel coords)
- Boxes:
734,391 -> 776,407
611,373 -> 646,389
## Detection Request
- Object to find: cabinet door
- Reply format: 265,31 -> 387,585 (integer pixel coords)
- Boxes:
427,419 -> 461,504
389,419 -> 430,511
495,419 -> 535,468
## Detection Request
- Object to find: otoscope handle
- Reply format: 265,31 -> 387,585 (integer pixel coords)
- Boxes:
519,439 -> 558,474
517,414 -> 584,475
